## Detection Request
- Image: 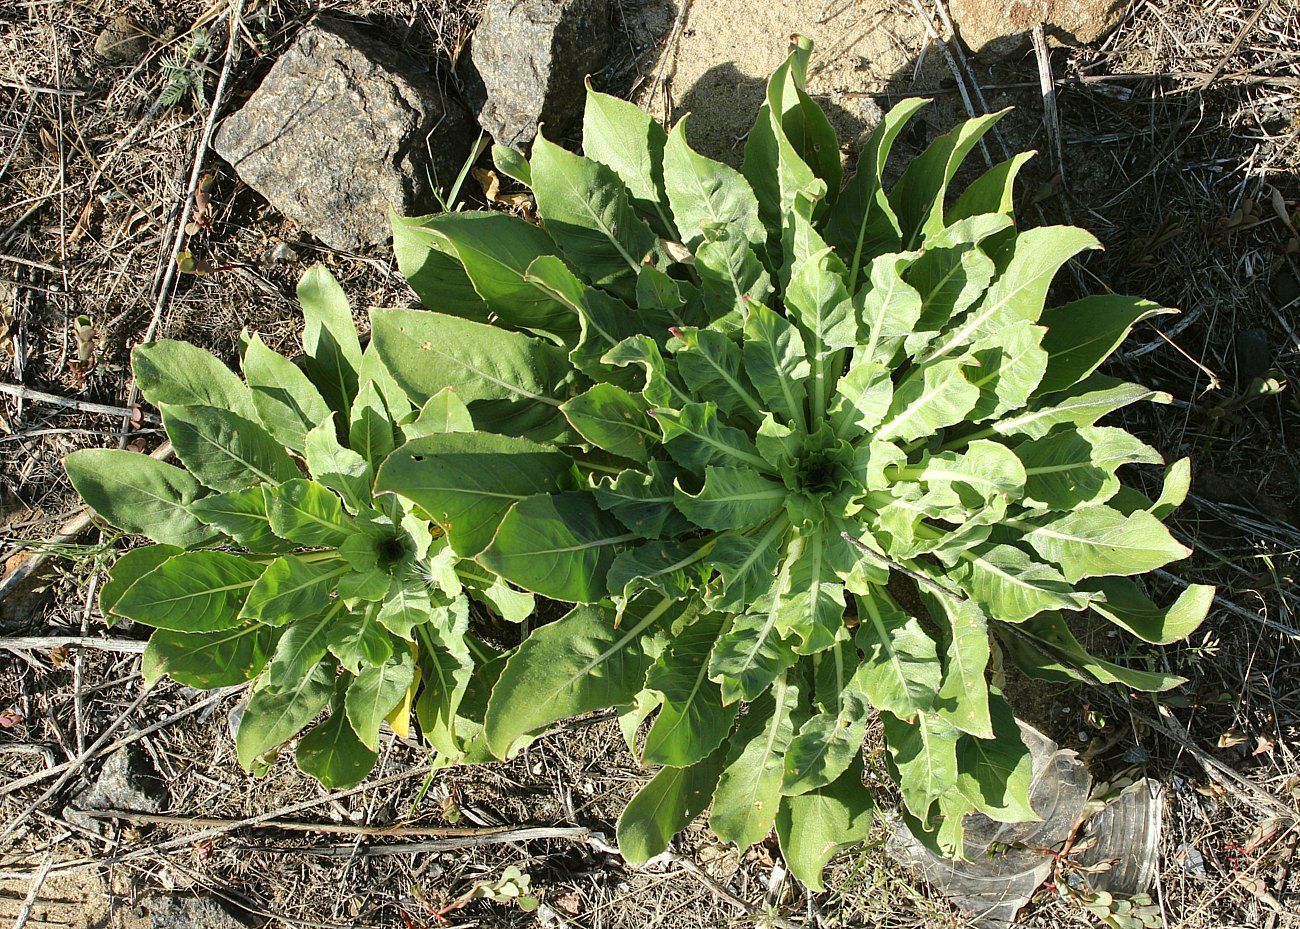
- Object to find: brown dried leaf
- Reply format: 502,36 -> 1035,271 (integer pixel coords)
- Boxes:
472,167 -> 501,203
1216,728 -> 1248,749
1236,874 -> 1283,912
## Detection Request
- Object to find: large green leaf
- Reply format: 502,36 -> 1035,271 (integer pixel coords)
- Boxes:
297,265 -> 362,417
132,340 -> 256,421
64,449 -> 220,548
663,117 -> 766,249
267,607 -> 340,689
583,88 -> 674,236
239,555 -> 345,626
369,308 -> 574,421
162,404 -> 299,492
263,479 -> 354,548
560,383 -> 657,460
642,613 -> 737,767
854,252 -> 923,364
775,757 -> 874,890
772,529 -> 850,655
853,589 -> 941,720
965,319 -> 1050,422
1038,296 -> 1176,394
392,212 -> 573,334
241,334 -> 331,452
391,213 -> 490,321
296,703 -> 378,789
831,356 -> 893,438
742,302 -> 810,431
101,544 -> 182,616
304,417 -> 372,513
593,460 -> 692,540
707,518 -> 787,613
889,109 -> 1007,246
1019,505 -> 1191,583
477,491 -> 635,602
608,538 -> 712,604
955,692 -> 1035,823
694,235 -> 774,327
825,97 -> 929,284
951,543 -> 1093,623
236,657 -> 336,769
932,595 -> 993,738
112,551 -> 265,631
948,151 -> 1035,222
740,37 -> 829,230
982,375 -> 1171,441
530,133 -> 655,297
191,487 -> 285,553
348,380 -> 396,468
327,605 -> 397,674
876,359 -> 979,443
672,327 -> 765,421
882,710 -> 960,820
708,600 -> 798,705
1015,612 -> 1186,691
415,621 -> 475,758
1082,576 -> 1213,645
377,431 -> 571,557
922,226 -> 1100,361
903,234 -> 1000,357
655,402 -> 769,472
709,672 -> 801,848
674,466 -> 787,532
346,646 -> 416,751
618,747 -> 726,864
523,255 -> 645,385
893,440 -> 1026,515
142,623 -> 279,689
785,248 -> 856,420
1016,426 -> 1163,511
782,650 -> 870,796
484,595 -> 677,757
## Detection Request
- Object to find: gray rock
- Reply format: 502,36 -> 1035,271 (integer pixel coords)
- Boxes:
460,0 -> 611,150
94,16 -> 151,63
147,894 -> 253,929
214,17 -> 476,252
949,0 -> 1128,58
65,744 -> 166,832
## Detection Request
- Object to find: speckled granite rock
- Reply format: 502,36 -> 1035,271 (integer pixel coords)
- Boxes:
459,0 -> 611,150
214,17 -> 475,251
950,0 -> 1128,58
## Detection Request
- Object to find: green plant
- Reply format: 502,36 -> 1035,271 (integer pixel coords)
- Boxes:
375,36 -> 1212,884
65,266 -> 535,787
159,27 -> 213,109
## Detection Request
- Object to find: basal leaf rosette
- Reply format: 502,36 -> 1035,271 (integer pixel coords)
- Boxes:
64,267 -> 537,788
377,38 -> 1212,882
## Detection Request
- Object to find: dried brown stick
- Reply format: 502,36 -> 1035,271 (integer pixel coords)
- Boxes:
10,853 -> 54,929
242,825 -> 594,857
0,636 -> 146,654
0,382 -> 155,420
1031,25 -> 1065,181
83,808 -> 557,839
